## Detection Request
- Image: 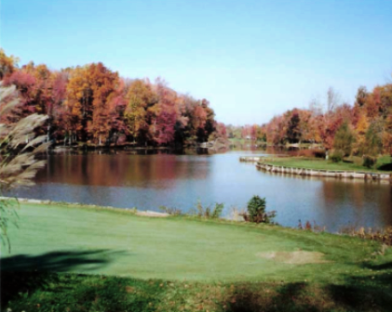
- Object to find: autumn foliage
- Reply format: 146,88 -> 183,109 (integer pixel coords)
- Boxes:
0,49 -> 224,147
229,85 -> 392,157
3,49 -> 392,156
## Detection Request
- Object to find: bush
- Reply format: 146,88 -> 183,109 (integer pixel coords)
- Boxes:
297,149 -> 326,158
247,196 -> 266,223
243,196 -> 275,224
313,149 -> 326,158
362,155 -> 377,169
211,203 -> 224,219
195,201 -> 224,219
329,150 -> 344,163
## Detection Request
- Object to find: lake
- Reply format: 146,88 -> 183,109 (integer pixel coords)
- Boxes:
8,149 -> 392,232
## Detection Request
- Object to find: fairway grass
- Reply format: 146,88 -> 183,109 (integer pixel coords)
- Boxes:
2,202 -> 392,311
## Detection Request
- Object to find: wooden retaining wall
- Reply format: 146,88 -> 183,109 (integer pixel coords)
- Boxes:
256,163 -> 392,182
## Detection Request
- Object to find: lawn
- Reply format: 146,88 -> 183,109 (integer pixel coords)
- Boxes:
2,202 -> 392,311
260,156 -> 392,173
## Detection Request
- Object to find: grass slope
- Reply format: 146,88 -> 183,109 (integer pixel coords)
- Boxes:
2,202 -> 392,311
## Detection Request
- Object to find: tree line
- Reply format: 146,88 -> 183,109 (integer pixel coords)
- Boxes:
228,84 -> 392,158
0,49 -> 227,147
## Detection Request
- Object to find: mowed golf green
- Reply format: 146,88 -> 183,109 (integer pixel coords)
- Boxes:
2,202 -> 391,284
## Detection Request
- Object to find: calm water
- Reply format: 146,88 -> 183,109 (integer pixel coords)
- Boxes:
9,150 -> 392,232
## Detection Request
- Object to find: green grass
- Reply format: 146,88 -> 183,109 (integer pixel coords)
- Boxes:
261,156 -> 392,173
2,202 -> 392,311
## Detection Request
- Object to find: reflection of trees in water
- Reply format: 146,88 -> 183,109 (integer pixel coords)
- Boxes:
320,180 -> 392,230
258,170 -> 392,230
35,153 -> 209,189
23,150 -> 392,230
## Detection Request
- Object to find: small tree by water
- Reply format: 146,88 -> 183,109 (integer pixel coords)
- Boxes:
244,196 -> 275,224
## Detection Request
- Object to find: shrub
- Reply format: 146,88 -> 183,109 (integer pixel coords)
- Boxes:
194,201 -> 224,219
313,149 -> 326,158
362,155 -> 377,169
329,150 -> 344,163
211,203 -> 224,219
243,196 -> 275,224
247,196 -> 266,223
297,149 -> 326,158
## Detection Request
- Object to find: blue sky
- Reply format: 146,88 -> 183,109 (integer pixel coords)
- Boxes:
1,0 -> 392,125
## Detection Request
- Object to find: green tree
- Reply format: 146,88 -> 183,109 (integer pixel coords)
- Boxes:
365,119 -> 384,156
333,121 -> 355,156
286,112 -> 301,143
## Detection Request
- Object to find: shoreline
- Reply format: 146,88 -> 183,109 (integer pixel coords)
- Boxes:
256,162 -> 391,182
239,156 -> 392,183
0,196 -> 170,218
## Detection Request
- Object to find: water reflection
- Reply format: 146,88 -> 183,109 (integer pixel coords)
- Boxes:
7,149 -> 392,232
38,153 -> 210,188
319,180 -> 392,230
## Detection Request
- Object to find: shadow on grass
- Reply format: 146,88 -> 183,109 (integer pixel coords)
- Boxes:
325,263 -> 392,311
2,273 -> 159,312
225,282 -> 322,312
3,255 -> 392,311
363,260 -> 392,271
1,249 -> 123,308
223,272 -> 392,312
1,249 -> 120,272
377,163 -> 392,171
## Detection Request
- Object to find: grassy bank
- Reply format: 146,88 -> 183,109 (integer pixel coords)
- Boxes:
2,202 -> 392,311
259,156 -> 392,173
